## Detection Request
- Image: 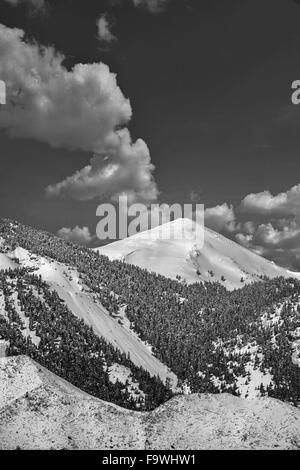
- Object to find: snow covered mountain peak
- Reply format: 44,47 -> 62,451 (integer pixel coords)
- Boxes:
95,218 -> 300,289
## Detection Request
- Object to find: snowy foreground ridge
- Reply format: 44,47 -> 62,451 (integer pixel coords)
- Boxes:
95,218 -> 300,290
1,356 -> 300,450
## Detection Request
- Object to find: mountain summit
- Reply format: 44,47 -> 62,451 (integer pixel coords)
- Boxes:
95,218 -> 300,289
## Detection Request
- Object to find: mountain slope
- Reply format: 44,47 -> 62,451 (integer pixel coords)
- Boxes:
1,355 -> 300,450
0,240 -> 177,389
0,266 -> 174,410
0,252 -> 18,271
95,218 -> 300,290
0,355 -> 144,450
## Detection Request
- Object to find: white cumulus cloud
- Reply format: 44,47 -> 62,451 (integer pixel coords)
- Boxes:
235,184 -> 300,270
239,184 -> 300,222
205,203 -> 237,233
46,128 -> 157,202
0,23 -> 158,203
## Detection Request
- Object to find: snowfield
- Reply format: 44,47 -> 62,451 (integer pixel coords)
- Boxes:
0,252 -> 18,271
95,218 -> 300,290
1,355 -> 300,450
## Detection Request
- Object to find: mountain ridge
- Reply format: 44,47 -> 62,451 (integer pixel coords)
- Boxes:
1,355 -> 300,450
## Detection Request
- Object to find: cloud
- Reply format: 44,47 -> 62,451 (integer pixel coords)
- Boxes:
57,226 -> 94,245
237,184 -> 300,270
0,23 -> 158,203
46,128 -> 157,202
251,221 -> 300,249
132,0 -> 170,13
97,14 -> 116,43
239,184 -> 300,221
205,203 -> 237,233
235,220 -> 300,270
0,24 -> 130,151
2,0 -> 47,15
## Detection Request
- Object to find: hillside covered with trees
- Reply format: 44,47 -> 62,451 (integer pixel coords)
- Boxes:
0,218 -> 299,407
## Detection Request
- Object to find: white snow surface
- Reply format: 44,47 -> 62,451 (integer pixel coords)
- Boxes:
0,253 -> 18,271
1,356 -> 300,450
95,218 -> 300,290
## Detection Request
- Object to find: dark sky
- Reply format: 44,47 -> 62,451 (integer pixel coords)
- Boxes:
1,0 -> 300,240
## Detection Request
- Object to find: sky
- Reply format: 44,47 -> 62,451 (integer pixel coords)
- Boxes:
1,0 -> 300,269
